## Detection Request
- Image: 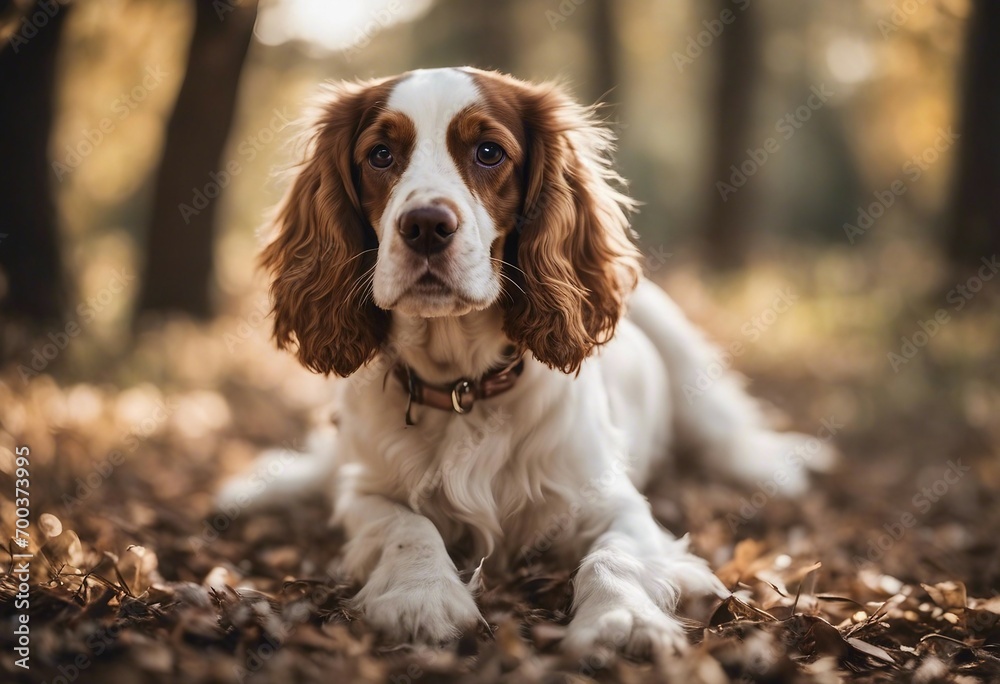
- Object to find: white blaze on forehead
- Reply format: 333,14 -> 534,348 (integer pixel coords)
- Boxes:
386,68 -> 480,177
372,69 -> 503,314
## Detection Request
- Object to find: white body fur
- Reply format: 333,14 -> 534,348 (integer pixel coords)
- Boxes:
221,279 -> 828,654
223,68 -> 833,658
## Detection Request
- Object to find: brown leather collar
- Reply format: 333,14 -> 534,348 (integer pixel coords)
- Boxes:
392,355 -> 525,425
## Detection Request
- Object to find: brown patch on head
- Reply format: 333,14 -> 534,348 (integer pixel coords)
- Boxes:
262,69 -> 639,377
355,110 -> 417,232
468,69 -> 642,374
446,81 -> 526,248
260,76 -> 401,377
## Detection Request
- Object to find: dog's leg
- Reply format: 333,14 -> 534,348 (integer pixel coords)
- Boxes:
214,426 -> 339,512
628,280 -> 835,494
336,492 -> 481,644
563,490 -> 727,661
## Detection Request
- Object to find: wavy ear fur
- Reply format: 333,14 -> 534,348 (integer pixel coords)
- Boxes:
504,84 -> 641,373
261,80 -> 393,376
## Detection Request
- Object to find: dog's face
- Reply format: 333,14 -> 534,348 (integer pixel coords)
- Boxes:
359,69 -> 524,318
262,67 -> 640,377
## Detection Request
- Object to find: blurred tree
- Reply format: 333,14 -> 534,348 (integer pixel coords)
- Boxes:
0,0 -> 70,326
416,0 -> 513,72
136,0 -> 258,319
703,0 -> 760,270
588,0 -> 619,106
947,0 -> 999,267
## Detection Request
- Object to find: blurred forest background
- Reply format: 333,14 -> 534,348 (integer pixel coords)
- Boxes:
1,0 -> 998,361
1,0 -> 999,682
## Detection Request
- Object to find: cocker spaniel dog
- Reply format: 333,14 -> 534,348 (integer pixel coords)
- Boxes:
219,67 -> 830,659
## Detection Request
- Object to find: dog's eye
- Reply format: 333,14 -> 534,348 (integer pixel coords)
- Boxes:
368,144 -> 394,169
475,142 -> 505,167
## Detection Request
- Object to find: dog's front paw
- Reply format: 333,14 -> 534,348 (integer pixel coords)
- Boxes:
564,598 -> 689,663
351,568 -> 481,644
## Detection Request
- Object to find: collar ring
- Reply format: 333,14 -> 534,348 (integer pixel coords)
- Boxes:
451,379 -> 475,414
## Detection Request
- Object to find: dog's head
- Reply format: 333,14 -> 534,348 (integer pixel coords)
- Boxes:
262,67 -> 640,376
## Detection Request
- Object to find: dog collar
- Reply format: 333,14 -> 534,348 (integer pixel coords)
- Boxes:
392,355 -> 525,426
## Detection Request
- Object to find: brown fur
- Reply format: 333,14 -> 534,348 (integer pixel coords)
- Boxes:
445,103 -> 526,236
263,70 -> 640,378
260,78 -> 398,377
472,71 -> 642,374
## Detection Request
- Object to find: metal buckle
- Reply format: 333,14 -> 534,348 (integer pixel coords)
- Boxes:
450,379 -> 475,414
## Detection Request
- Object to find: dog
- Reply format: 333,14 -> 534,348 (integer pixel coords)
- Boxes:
218,67 -> 832,659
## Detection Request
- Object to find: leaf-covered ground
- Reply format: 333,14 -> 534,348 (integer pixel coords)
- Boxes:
1,249 -> 999,683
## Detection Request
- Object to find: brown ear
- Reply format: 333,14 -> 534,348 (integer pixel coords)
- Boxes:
503,85 -> 641,373
261,81 -> 392,376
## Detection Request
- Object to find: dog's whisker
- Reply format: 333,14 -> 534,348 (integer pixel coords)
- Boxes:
359,279 -> 377,307
345,263 -> 376,298
498,271 -> 526,297
345,263 -> 377,303
336,248 -> 378,270
493,258 -> 528,280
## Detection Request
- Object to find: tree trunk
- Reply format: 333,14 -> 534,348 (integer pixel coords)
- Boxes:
136,0 -> 258,319
703,0 -> 759,270
947,0 -> 1000,267
588,0 -> 620,106
0,0 -> 70,325
417,0 -> 514,73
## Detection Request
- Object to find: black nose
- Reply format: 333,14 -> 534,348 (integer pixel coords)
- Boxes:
397,205 -> 458,255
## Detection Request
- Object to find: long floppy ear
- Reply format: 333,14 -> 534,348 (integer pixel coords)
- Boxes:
260,80 -> 392,376
503,84 -> 641,373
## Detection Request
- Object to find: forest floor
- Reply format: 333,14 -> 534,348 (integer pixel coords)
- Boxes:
1,246 -> 999,683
